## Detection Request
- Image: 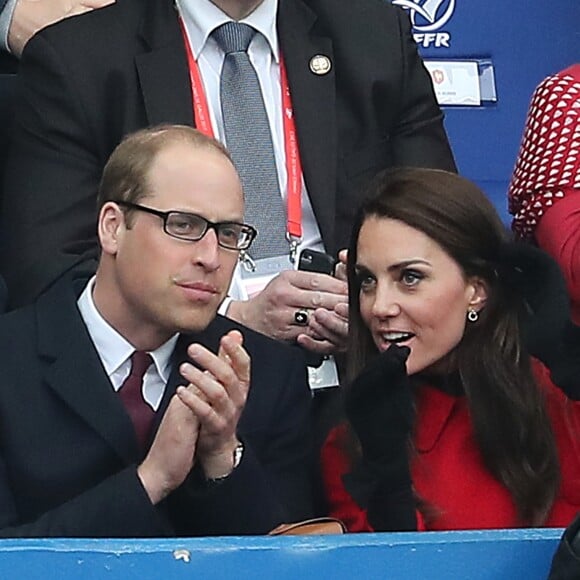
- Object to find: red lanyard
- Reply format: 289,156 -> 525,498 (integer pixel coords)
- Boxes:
179,18 -> 303,253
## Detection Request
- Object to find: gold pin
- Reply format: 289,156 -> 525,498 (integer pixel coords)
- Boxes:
309,54 -> 332,75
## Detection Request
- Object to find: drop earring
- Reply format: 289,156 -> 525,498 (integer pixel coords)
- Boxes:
467,309 -> 479,323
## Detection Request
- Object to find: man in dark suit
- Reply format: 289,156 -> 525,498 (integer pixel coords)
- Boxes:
0,0 -> 455,362
548,512 -> 580,579
0,124 -> 313,537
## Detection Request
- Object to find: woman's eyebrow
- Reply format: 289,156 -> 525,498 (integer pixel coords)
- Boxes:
387,259 -> 431,273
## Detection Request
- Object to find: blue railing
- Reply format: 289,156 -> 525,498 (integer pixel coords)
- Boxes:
0,528 -> 563,579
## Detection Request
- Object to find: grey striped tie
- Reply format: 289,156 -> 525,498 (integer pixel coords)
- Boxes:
213,22 -> 288,260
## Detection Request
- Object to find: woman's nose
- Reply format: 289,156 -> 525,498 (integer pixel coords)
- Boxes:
371,283 -> 401,318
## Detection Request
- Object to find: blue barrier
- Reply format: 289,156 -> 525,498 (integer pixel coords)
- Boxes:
0,528 -> 563,580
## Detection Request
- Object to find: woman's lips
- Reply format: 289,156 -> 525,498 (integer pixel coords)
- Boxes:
375,330 -> 415,351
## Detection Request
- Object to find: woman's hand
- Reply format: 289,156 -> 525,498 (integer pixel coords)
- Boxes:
345,345 -> 413,486
343,345 -> 417,530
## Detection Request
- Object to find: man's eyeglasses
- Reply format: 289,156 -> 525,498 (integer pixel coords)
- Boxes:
115,201 -> 257,251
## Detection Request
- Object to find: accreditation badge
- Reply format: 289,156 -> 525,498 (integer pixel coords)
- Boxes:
239,254 -> 293,298
239,254 -> 340,391
308,357 -> 340,391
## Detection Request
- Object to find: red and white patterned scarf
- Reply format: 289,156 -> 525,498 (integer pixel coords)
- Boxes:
508,64 -> 580,239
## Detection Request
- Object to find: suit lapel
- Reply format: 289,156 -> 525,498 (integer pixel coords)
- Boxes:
36,278 -> 139,464
37,283 -> 233,461
278,0 -> 337,250
135,0 -> 194,127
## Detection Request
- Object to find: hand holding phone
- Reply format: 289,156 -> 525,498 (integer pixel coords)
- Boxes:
294,249 -> 349,359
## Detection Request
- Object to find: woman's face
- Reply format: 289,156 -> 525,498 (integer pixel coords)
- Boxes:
355,216 -> 486,375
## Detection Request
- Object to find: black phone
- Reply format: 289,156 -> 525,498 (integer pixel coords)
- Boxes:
297,249 -> 336,275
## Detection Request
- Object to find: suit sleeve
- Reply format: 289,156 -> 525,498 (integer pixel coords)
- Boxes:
548,512 -> 580,580
1,31 -> 101,306
389,7 -> 456,173
166,348 -> 314,536
0,464 -> 174,538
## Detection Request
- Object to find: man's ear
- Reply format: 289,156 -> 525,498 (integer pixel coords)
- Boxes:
467,276 -> 489,313
98,202 -> 125,256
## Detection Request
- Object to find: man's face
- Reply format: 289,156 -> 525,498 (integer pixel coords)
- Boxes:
99,141 -> 243,344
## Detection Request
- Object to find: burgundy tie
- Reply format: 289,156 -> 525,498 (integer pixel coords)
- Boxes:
119,351 -> 155,451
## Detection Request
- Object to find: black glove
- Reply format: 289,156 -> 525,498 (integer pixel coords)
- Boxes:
343,344 -> 414,512
548,322 -> 580,400
345,344 -> 413,465
500,242 -> 570,362
501,243 -> 580,399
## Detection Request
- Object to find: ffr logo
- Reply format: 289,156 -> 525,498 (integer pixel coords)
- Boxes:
391,0 -> 455,48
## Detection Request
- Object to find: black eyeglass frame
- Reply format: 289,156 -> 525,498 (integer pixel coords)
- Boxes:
115,201 -> 257,251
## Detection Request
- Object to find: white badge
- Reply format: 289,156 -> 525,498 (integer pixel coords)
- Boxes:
239,254 -> 293,298
240,254 -> 340,390
308,357 -> 340,391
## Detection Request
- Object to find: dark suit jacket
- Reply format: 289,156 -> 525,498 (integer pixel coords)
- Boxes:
0,274 -> 313,537
549,512 -> 580,580
0,0 -> 456,306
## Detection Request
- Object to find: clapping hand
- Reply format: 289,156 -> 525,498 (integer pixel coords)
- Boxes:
177,330 -> 250,479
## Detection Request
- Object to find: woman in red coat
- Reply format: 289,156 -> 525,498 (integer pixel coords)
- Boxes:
508,64 -> 580,323
321,168 -> 580,532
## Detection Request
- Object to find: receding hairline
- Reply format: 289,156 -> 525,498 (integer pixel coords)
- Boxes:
126,124 -> 233,162
144,135 -> 244,202
97,124 -> 237,210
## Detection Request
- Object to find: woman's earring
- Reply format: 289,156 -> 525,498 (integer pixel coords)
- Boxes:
467,309 -> 479,323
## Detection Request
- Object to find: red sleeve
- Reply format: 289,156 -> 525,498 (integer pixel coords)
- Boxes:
536,193 -> 580,323
320,425 -> 373,532
532,359 -> 580,516
320,424 -> 426,532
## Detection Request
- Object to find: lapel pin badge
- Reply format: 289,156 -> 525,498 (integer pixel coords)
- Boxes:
309,54 -> 332,76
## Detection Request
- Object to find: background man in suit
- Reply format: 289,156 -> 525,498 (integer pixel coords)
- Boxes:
0,124 -> 313,537
0,0 -> 113,56
0,0 -> 114,199
0,0 -> 456,362
548,512 -> 580,579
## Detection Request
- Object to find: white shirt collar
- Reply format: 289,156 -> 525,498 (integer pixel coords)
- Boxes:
176,0 -> 280,62
77,277 -> 178,384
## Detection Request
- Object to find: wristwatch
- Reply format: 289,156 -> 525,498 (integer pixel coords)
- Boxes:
206,441 -> 244,484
